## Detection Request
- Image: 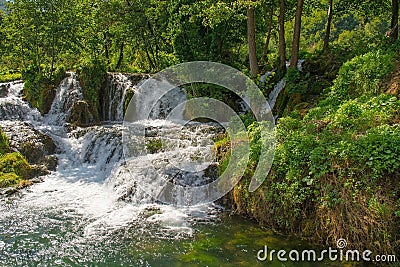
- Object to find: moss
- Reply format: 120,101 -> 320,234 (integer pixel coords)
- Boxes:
0,172 -> 22,188
77,59 -> 106,122
124,87 -> 135,114
22,64 -> 66,113
0,73 -> 22,83
0,152 -> 33,178
0,130 -> 9,155
146,139 -> 163,154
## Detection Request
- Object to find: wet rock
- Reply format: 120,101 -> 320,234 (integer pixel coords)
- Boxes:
39,155 -> 58,171
41,85 -> 56,114
0,84 -> 10,98
66,100 -> 96,126
0,121 -> 57,167
204,162 -> 219,179
27,164 -> 49,179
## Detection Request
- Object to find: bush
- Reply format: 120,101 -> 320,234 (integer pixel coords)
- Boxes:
224,50 -> 400,254
0,73 -> 21,83
0,129 -> 9,155
22,64 -> 66,113
328,50 -> 396,101
77,59 -> 107,119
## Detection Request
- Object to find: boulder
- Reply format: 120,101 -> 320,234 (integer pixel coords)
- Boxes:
66,100 -> 96,126
0,121 -> 57,167
0,84 -> 10,98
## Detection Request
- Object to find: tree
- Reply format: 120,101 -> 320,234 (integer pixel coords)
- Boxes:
323,0 -> 333,52
389,0 -> 399,42
289,0 -> 304,68
247,5 -> 258,77
278,0 -> 286,72
261,7 -> 274,64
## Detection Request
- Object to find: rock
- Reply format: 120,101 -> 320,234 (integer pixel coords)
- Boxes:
39,155 -> 58,171
66,100 -> 95,126
0,121 -> 57,167
41,85 -> 56,114
1,187 -> 18,196
204,162 -> 219,179
27,164 -> 49,179
0,84 -> 10,98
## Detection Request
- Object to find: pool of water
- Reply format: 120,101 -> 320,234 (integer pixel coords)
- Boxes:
1,189 -> 350,266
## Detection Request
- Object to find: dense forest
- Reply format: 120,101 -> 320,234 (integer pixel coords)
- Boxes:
1,0 -> 400,263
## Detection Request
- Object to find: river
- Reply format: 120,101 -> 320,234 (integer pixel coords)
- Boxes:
0,75 -> 343,266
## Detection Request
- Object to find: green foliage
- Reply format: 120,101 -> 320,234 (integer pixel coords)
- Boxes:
22,64 -> 66,113
0,129 -> 9,155
226,48 -> 400,253
78,58 -> 107,116
146,139 -> 163,154
0,70 -> 21,83
330,50 -> 396,99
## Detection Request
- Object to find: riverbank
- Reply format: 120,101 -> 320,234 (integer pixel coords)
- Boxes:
220,48 -> 400,257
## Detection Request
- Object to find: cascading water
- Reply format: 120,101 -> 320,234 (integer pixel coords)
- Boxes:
265,59 -> 305,111
0,73 -> 224,265
45,72 -> 83,126
0,81 -> 41,121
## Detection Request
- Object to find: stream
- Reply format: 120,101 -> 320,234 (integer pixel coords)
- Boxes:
0,75 -> 342,266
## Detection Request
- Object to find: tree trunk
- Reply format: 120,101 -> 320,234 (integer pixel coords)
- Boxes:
247,7 -> 258,77
261,8 -> 274,64
323,0 -> 333,53
278,0 -> 286,72
103,32 -> 111,71
390,0 -> 399,42
116,42 -> 124,70
289,0 -> 304,68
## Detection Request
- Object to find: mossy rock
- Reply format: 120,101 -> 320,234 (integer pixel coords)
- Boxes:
1,121 -> 57,165
146,138 -> 163,154
0,172 -> 22,188
0,83 -> 9,97
0,152 -> 48,189
123,88 -> 135,114
0,130 -> 9,155
66,100 -> 95,126
41,84 -> 56,114
0,152 -> 33,178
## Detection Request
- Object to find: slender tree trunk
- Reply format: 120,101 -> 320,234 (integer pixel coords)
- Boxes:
289,0 -> 304,68
103,31 -> 111,71
390,0 -> 399,42
261,8 -> 274,64
116,42 -> 124,70
278,0 -> 286,72
323,0 -> 333,53
247,6 -> 258,77
50,4 -> 55,80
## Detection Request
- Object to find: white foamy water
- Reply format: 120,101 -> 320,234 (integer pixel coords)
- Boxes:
265,59 -> 305,111
0,73 -> 223,265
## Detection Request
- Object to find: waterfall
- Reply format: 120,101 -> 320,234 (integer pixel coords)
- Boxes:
0,70 -> 222,251
103,73 -> 132,122
266,59 -> 305,110
0,81 -> 41,121
45,72 -> 83,125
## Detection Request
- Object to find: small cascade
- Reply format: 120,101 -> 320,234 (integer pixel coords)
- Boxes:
0,81 -> 41,121
78,125 -> 124,174
131,78 -> 187,120
267,59 -> 305,110
45,72 -> 83,125
108,121 -> 223,205
103,73 -> 131,122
